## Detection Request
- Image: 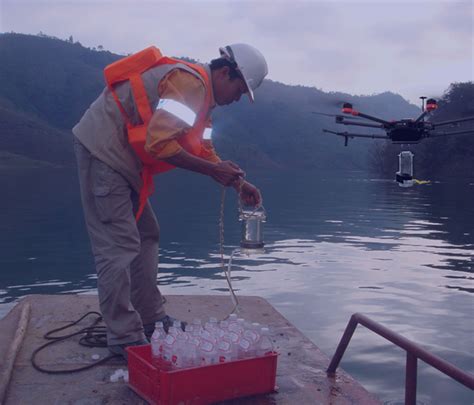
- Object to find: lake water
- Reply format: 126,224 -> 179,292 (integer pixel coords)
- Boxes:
1,167 -> 473,405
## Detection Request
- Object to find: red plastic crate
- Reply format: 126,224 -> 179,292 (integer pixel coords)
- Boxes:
127,344 -> 278,405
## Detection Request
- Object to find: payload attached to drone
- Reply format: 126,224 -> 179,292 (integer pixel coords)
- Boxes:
315,98 -> 474,187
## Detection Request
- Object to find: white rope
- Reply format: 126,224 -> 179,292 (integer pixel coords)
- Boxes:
218,179 -> 266,319
220,186 -> 239,317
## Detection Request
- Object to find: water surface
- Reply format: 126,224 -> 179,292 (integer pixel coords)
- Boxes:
1,168 -> 473,404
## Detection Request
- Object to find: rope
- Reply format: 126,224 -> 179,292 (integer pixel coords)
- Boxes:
219,178 -> 266,319
220,186 -> 239,317
413,179 -> 431,185
226,248 -> 240,309
31,311 -> 120,374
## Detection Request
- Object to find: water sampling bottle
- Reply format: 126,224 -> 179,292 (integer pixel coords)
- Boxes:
239,205 -> 266,252
396,151 -> 414,187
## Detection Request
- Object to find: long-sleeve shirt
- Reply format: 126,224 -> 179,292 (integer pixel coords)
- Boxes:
145,68 -> 221,163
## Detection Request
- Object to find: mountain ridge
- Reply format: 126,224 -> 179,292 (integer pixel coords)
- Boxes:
0,32 -> 422,171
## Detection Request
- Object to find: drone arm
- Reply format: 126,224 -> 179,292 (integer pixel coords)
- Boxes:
353,111 -> 391,126
339,119 -> 385,129
429,129 -> 474,138
323,129 -> 348,136
323,129 -> 389,139
414,111 -> 429,123
323,129 -> 350,146
432,116 -> 474,128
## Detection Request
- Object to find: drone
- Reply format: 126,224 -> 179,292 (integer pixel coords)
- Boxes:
315,98 -> 474,147
314,97 -> 474,187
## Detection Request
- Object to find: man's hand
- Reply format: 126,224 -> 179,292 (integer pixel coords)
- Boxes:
163,150 -> 261,205
236,180 -> 262,207
210,161 -> 245,186
164,151 -> 244,186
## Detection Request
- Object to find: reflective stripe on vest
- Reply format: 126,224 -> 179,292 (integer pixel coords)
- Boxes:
104,48 -> 212,220
203,128 -> 213,140
156,99 -> 197,126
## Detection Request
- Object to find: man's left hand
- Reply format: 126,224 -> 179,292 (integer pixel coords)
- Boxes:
236,180 -> 262,207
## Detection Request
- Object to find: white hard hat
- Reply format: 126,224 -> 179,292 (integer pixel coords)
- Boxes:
219,43 -> 268,102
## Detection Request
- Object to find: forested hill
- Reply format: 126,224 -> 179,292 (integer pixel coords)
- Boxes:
0,33 -> 425,171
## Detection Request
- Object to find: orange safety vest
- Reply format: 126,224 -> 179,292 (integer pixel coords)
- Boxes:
104,46 -> 212,220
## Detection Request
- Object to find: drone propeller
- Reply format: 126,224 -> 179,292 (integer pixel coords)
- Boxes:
311,111 -> 362,119
414,97 -> 440,122
322,100 -> 359,116
320,98 -> 392,125
419,94 -> 443,111
318,97 -> 355,109
317,97 -> 372,118
425,98 -> 438,112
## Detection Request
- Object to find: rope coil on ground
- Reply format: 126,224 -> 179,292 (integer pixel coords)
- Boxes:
31,311 -> 120,374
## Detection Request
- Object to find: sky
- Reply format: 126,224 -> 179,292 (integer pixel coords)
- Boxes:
1,0 -> 472,105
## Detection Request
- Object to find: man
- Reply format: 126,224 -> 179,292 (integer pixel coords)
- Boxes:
73,43 -> 268,358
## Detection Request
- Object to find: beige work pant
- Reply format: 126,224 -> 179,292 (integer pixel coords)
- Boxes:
73,138 -> 166,345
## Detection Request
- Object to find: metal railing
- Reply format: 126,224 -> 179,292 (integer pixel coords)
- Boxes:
327,313 -> 474,405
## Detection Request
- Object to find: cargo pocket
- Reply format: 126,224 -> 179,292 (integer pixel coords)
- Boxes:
92,184 -> 117,223
91,158 -> 131,224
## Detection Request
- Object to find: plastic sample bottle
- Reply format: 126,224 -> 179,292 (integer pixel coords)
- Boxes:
256,327 -> 274,356
151,321 -> 166,367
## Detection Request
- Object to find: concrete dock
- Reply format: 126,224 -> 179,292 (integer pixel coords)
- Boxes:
0,294 -> 380,404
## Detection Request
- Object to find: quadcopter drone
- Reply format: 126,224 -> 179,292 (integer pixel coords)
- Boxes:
315,98 -> 474,147
314,97 -> 474,187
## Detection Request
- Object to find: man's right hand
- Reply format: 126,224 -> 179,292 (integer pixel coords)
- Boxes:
163,150 -> 244,186
210,161 -> 245,186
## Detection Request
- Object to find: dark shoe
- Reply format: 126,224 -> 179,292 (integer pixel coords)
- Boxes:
143,315 -> 187,340
108,339 -> 148,360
